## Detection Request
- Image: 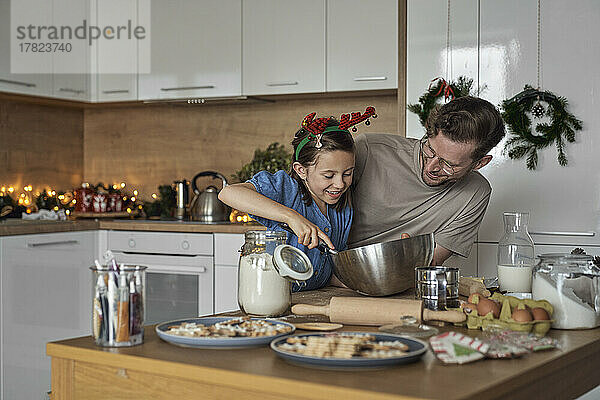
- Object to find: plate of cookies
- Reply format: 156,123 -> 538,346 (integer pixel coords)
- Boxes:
270,332 -> 427,369
155,316 -> 295,349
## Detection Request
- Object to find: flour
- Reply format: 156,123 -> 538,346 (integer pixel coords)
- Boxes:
532,271 -> 600,329
238,253 -> 290,317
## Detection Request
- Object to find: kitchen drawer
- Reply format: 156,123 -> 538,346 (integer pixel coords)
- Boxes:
107,231 -> 212,256
214,233 -> 244,265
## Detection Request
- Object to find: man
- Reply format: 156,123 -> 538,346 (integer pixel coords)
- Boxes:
348,96 -> 506,266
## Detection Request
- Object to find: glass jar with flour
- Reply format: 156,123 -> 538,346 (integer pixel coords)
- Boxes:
532,253 -> 600,329
238,230 -> 313,317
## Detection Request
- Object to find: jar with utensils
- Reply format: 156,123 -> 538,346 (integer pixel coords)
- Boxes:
90,264 -> 146,347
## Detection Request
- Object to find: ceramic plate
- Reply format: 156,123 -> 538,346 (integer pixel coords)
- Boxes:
155,317 -> 295,349
270,332 -> 427,369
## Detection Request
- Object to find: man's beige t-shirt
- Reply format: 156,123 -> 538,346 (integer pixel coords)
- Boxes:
348,133 -> 491,258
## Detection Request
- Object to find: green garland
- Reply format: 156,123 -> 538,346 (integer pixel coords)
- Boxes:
407,76 -> 477,128
501,85 -> 582,170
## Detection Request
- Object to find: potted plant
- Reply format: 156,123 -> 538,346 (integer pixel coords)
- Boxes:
232,142 -> 292,183
230,142 -> 292,223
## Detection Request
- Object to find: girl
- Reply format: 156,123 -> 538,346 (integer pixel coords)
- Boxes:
218,107 -> 376,291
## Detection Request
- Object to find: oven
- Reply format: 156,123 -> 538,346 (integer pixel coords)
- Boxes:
107,231 -> 214,325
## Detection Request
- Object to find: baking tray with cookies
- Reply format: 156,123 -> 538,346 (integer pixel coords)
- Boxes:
155,316 -> 295,349
270,332 -> 427,369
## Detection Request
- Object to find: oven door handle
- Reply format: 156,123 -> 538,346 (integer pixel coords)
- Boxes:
145,264 -> 207,274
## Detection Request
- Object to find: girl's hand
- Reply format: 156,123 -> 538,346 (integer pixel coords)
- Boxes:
287,215 -> 335,250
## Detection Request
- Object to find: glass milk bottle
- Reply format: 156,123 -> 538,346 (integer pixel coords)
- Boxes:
497,212 -> 535,293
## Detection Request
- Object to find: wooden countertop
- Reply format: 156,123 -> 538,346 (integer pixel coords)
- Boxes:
98,220 -> 264,234
0,218 -> 263,236
47,287 -> 600,400
0,219 -> 99,236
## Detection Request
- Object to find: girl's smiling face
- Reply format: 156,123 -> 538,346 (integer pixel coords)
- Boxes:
293,150 -> 355,213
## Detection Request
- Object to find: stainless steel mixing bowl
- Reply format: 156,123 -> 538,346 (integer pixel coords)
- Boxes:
331,233 -> 435,296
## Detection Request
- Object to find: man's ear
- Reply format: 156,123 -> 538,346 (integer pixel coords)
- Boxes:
472,155 -> 492,171
292,162 -> 307,179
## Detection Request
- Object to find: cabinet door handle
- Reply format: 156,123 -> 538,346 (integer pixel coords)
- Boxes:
102,89 -> 129,94
59,88 -> 85,94
0,78 -> 37,87
146,265 -> 207,274
353,76 -> 387,81
265,81 -> 298,87
530,231 -> 596,237
160,85 -> 215,91
27,240 -> 80,248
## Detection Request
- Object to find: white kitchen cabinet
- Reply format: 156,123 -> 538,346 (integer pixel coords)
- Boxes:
138,0 -> 242,100
0,0 -> 53,97
406,0 -> 479,138
327,0 -> 397,92
214,233 -> 244,313
0,0 -> 139,102
215,265 -> 239,313
54,0 -> 142,102
0,231 -> 96,400
242,0 -> 325,95
93,0 -> 139,102
51,0 -> 92,101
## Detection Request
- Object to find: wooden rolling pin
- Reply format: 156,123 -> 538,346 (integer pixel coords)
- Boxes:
291,297 -> 466,326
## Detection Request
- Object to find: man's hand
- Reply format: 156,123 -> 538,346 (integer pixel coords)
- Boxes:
286,213 -> 335,250
432,244 -> 453,266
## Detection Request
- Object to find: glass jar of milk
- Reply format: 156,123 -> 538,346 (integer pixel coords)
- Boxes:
237,230 -> 291,317
497,212 -> 535,293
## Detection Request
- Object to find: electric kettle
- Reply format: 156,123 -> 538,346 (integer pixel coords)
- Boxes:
189,171 -> 231,222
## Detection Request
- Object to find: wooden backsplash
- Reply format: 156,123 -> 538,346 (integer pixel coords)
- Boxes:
1,94 -> 397,198
83,95 -> 398,198
0,99 -> 83,192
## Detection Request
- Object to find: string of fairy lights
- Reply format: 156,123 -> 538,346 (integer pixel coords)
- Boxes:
0,182 -> 151,216
1,183 -> 248,222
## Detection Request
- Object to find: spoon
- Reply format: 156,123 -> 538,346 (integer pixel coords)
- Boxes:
278,223 -> 338,255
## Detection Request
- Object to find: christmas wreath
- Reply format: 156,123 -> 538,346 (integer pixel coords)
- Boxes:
501,85 -> 582,170
407,76 -> 477,128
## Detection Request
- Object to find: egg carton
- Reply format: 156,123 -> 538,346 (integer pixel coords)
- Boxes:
464,293 -> 554,336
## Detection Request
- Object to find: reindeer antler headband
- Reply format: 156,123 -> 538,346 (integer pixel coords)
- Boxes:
295,106 -> 377,160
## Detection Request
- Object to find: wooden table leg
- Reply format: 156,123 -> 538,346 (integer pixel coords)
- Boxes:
50,357 -> 74,400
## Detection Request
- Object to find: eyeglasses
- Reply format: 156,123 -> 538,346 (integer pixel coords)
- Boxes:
419,136 -> 458,176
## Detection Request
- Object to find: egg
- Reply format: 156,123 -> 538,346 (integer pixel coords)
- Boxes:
531,307 -> 550,321
467,292 -> 486,304
476,298 -> 500,318
512,308 -> 533,322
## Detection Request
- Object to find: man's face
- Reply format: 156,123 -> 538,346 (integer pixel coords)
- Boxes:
420,133 -> 480,187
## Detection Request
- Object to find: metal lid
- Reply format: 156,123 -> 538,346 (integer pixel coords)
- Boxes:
273,244 -> 313,281
535,253 -> 599,276
537,253 -> 593,261
244,230 -> 287,241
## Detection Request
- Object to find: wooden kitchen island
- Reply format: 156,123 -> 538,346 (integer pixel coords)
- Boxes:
47,287 -> 600,400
